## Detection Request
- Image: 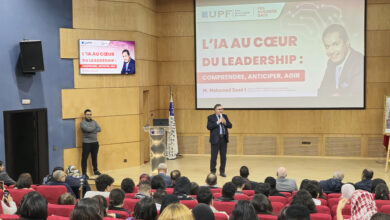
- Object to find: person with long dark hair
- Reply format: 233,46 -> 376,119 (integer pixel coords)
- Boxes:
251,194 -> 273,215
230,200 -> 258,220
17,191 -> 48,220
133,197 -> 158,220
70,198 -> 103,220
290,190 -> 316,213
374,183 -> 390,200
14,173 -> 33,189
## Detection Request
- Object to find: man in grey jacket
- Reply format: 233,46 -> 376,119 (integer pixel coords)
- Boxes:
0,160 -> 16,186
276,167 -> 298,192
81,109 -> 101,178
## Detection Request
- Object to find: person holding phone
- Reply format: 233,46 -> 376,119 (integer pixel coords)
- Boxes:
1,190 -> 17,215
0,161 -> 16,186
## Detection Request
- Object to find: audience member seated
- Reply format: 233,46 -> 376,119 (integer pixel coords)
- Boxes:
341,183 -> 355,199
153,188 -> 167,210
190,182 -> 200,195
311,180 -> 327,200
84,174 -> 114,198
46,170 -> 76,197
372,178 -> 387,193
138,173 -> 151,186
251,194 -> 273,215
192,203 -> 215,220
276,167 -> 297,192
304,182 -> 321,205
42,167 -> 64,184
255,183 -> 271,197
121,177 -> 135,193
157,163 -> 171,187
1,193 -> 17,215
174,176 -> 196,200
159,203 -> 194,220
160,194 -> 179,214
169,169 -> 181,188
217,182 -> 237,202
151,175 -> 166,190
0,160 -> 16,185
65,165 -> 90,198
205,173 -> 218,188
299,179 -> 310,190
319,171 -> 344,194
71,198 -> 103,220
337,190 -> 377,220
17,191 -> 48,220
57,192 -> 77,205
240,166 -> 257,190
230,200 -> 258,220
92,195 -> 116,218
133,197 -> 158,220
355,169 -> 374,192
374,183 -> 389,200
197,186 -> 229,217
371,213 -> 390,220
108,188 -> 131,215
135,181 -> 152,199
290,190 -> 316,213
232,176 -> 245,194
279,204 -> 310,220
264,176 -> 285,197
14,173 -> 33,189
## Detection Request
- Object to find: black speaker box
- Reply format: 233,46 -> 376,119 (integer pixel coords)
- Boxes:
19,40 -> 44,73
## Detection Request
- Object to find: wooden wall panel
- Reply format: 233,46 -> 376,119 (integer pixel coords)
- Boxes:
157,37 -> 194,61
157,12 -> 194,37
367,136 -> 387,157
178,136 -> 198,154
366,31 -> 390,56
63,142 -> 141,172
158,61 -> 194,85
96,0 -> 157,11
367,4 -> 390,30
73,0 -> 156,35
284,137 -> 319,156
62,88 -> 140,119
325,137 -> 361,157
243,136 -> 277,155
159,85 -> 195,110
60,28 -> 157,60
75,115 -> 140,147
157,0 -> 193,12
366,57 -> 390,83
366,83 -> 390,109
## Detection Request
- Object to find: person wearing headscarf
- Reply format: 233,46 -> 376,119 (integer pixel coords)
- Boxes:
341,184 -> 355,199
337,190 -> 377,220
192,204 -> 215,220
65,165 -> 90,198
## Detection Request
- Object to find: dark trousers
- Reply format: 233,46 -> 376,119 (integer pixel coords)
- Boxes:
81,142 -> 99,175
210,136 -> 227,173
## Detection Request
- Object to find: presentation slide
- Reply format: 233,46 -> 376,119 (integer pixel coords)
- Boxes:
79,40 -> 135,74
195,0 -> 365,109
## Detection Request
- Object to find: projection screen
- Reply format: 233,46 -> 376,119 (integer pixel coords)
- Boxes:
195,0 -> 365,109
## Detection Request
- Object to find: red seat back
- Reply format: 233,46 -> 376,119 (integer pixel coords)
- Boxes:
165,188 -> 174,194
327,193 -> 341,199
7,189 -> 34,206
210,188 -> 222,194
316,206 -> 330,215
257,214 -> 277,220
47,204 -> 74,217
36,185 -> 67,204
319,198 -> 327,206
213,201 -> 236,215
332,215 -> 350,220
375,200 -> 390,210
380,205 -> 390,214
242,190 -> 255,196
269,196 -> 288,205
214,212 -> 228,220
331,205 -> 351,216
234,194 -> 249,201
327,198 -> 340,208
125,193 -> 136,199
310,213 -> 332,220
0,214 -> 20,220
180,200 -> 198,209
280,192 -> 291,197
271,202 -> 284,216
213,193 -> 222,200
123,198 -> 139,212
107,210 -> 130,219
189,195 -> 197,199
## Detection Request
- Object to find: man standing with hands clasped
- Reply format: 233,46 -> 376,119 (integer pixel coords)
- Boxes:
81,109 -> 101,179
207,104 -> 232,177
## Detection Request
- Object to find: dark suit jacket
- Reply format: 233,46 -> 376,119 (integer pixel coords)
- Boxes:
207,114 -> 232,145
121,59 -> 135,74
318,49 -> 364,96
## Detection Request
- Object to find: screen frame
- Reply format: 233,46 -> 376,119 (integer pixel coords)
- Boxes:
193,0 -> 367,110
78,39 -> 135,75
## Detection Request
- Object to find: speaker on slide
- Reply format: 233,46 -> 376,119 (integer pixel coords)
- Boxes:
19,40 -> 44,73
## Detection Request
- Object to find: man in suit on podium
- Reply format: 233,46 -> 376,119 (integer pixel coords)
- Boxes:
121,49 -> 135,74
318,24 -> 364,97
207,104 -> 232,177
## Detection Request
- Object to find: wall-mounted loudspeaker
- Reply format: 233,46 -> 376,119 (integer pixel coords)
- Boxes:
19,40 -> 44,73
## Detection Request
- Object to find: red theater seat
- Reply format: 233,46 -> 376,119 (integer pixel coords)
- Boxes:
380,205 -> 390,214
271,202 -> 284,215
327,193 -> 341,199
47,204 -> 74,217
210,188 -> 222,194
257,214 -> 277,220
47,215 -> 69,220
319,198 -> 327,206
234,193 -> 249,201
327,198 -> 340,209
36,185 -> 67,204
375,200 -> 390,210
180,200 -> 198,209
214,212 -> 228,220
310,213 -> 332,220
189,195 -> 197,199
331,205 -> 351,216
7,189 -> 34,206
107,210 -> 130,219
242,190 -> 255,196
333,215 -> 350,220
280,192 -> 291,197
269,196 -> 288,205
0,214 -> 20,220
213,193 -> 222,200
213,201 -> 236,215
316,205 -> 330,215
123,198 -> 139,212
125,193 -> 136,199
165,188 -> 174,194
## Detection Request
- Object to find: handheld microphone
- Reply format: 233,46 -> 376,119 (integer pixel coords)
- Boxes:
220,113 -> 223,119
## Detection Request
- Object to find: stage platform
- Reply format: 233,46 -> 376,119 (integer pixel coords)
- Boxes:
89,155 -> 390,189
